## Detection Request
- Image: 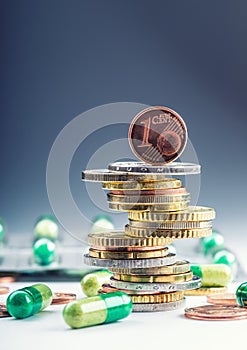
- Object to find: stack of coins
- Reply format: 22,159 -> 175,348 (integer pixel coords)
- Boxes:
82,106 -> 216,312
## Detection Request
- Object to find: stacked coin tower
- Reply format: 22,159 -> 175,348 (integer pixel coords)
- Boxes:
82,106 -> 216,312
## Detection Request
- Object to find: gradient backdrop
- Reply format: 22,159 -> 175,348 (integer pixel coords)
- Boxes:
1,1 -> 247,266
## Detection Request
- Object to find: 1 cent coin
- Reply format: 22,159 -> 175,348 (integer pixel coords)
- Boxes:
184,305 -> 247,321
128,106 -> 187,165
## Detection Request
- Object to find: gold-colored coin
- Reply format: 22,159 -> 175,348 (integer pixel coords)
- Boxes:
125,225 -> 212,239
108,202 -> 189,212
184,287 -> 228,296
128,219 -> 213,229
88,247 -> 168,259
102,179 -> 182,190
113,271 -> 193,283
131,291 -> 184,304
128,206 -> 216,222
109,260 -> 190,275
107,193 -> 190,204
88,231 -> 174,248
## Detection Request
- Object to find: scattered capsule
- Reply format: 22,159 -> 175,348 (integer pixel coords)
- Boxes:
236,282 -> 247,307
63,292 -> 132,329
33,238 -> 56,265
0,218 -> 5,242
90,214 -> 114,234
6,283 -> 52,319
34,215 -> 59,240
80,270 -> 113,297
190,264 -> 232,287
200,230 -> 224,256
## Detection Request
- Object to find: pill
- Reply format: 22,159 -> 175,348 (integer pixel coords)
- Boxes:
200,230 -> 224,256
63,291 -> 132,328
213,249 -> 237,267
33,238 -> 56,265
90,214 -> 114,233
34,215 -> 59,240
81,270 -> 113,297
190,264 -> 232,287
236,282 -> 247,307
6,283 -> 52,319
0,218 -> 5,241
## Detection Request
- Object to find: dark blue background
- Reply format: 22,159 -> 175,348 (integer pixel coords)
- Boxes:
1,1 -> 247,256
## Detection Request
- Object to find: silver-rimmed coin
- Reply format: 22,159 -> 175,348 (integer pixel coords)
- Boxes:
108,161 -> 200,175
83,253 -> 176,269
109,275 -> 201,292
107,193 -> 190,204
132,298 -> 186,312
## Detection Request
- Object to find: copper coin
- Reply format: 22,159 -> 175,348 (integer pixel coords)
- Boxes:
0,286 -> 9,295
0,276 -> 16,283
100,284 -> 160,295
184,305 -> 247,321
0,304 -> 10,318
128,106 -> 187,165
109,187 -> 187,196
207,293 -> 238,306
51,292 -> 77,305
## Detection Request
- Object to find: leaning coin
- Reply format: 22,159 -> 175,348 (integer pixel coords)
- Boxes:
184,305 -> 247,321
108,161 -> 200,174
207,293 -> 238,306
109,275 -> 201,292
82,169 -> 168,182
128,106 -> 187,165
51,292 -> 77,305
0,304 -> 11,318
133,299 -> 186,312
84,253 -> 176,269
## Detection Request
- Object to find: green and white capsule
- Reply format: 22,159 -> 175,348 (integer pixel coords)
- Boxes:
63,292 -> 132,329
6,283 -> 52,319
190,264 -> 232,287
80,269 -> 113,297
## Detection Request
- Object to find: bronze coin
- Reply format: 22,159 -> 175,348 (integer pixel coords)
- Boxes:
207,293 -> 238,306
0,304 -> 10,318
184,305 -> 247,321
51,292 -> 77,305
0,286 -> 9,295
128,106 -> 187,165
109,187 -> 186,196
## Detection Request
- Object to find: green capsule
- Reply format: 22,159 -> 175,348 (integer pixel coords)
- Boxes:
81,270 -> 113,297
236,282 -> 247,307
190,264 -> 232,287
33,238 -> 56,265
34,215 -> 59,240
0,218 -> 5,241
6,283 -> 52,319
63,292 -> 132,329
200,231 -> 224,256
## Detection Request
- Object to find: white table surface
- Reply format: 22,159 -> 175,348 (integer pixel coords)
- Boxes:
0,280 -> 246,350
